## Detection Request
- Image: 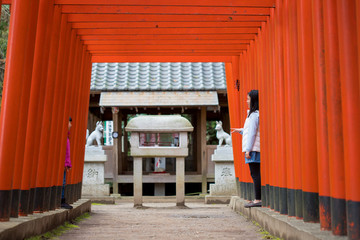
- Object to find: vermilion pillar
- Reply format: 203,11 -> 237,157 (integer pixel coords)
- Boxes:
67,37 -> 83,203
282,0 -> 296,217
42,5 -> 62,211
230,56 -> 242,189
257,26 -> 266,207
225,61 -> 237,170
323,0 -> 346,234
336,1 -> 360,239
19,0 -> 56,216
59,29 -> 77,204
49,16 -> 71,208
72,47 -> 86,202
40,3 -> 62,211
73,47 -> 88,202
78,53 -> 93,198
263,22 -> 270,208
54,22 -> 73,208
288,0 -> 303,219
274,0 -> 287,215
297,0 -> 319,222
0,0 -> 40,221
312,0 -> 331,230
11,0 -> 40,217
268,9 -> 277,211
27,0 -> 56,214
263,19 -> 271,207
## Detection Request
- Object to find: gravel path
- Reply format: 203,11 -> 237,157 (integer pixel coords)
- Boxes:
59,200 -> 263,240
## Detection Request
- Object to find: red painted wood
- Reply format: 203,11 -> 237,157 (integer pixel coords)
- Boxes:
72,21 -> 262,29
55,0 -> 275,7
80,34 -> 256,41
67,14 -> 268,22
76,28 -> 259,35
61,5 -> 271,15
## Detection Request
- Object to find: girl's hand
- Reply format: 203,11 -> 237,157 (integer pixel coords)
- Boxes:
245,152 -> 251,159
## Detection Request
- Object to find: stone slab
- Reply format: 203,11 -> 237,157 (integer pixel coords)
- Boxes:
209,183 -> 237,196
130,146 -> 189,157
205,195 -> 231,204
0,199 -> 91,240
82,184 -> 110,196
211,147 -> 234,161
229,196 -> 348,240
83,196 -> 115,204
84,146 -> 107,162
84,156 -> 107,162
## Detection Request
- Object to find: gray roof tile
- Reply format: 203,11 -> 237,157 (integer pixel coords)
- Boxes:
91,62 -> 226,91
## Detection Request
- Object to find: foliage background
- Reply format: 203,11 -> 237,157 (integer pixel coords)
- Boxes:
0,5 -> 10,110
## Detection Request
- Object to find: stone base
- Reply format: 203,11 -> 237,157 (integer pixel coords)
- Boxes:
205,195 -> 231,204
110,193 -> 121,198
209,183 -> 237,196
229,196 -> 346,240
82,184 -> 110,196
0,199 -> 91,240
82,196 -> 115,204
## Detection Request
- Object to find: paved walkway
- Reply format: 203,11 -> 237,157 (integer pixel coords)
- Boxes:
58,199 -> 263,240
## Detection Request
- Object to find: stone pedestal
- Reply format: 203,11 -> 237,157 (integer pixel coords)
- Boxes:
82,147 -> 110,197
205,147 -> 237,204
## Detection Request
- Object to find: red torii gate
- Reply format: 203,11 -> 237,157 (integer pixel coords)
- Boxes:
0,1 -> 359,239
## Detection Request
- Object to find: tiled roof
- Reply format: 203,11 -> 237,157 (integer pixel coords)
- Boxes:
91,62 -> 226,91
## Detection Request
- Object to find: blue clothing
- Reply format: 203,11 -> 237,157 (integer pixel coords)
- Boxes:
245,151 -> 261,164
245,112 -> 259,152
61,170 -> 66,200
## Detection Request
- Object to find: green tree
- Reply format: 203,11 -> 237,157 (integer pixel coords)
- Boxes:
0,5 -> 10,110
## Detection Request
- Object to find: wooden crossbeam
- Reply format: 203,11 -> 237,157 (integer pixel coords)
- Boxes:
86,44 -> 247,51
1,0 -> 271,60
67,14 -> 268,22
76,28 -> 259,35
71,22 -> 262,29
90,52 -> 243,55
80,34 -> 255,41
61,5 -> 270,15
91,55 -> 234,63
83,40 -> 252,45
56,0 -> 275,8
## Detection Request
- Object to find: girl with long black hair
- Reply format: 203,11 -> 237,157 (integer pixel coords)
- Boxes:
232,90 -> 261,207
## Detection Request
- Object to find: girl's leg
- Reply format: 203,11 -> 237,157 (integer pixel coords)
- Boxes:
249,162 -> 261,201
61,170 -> 66,201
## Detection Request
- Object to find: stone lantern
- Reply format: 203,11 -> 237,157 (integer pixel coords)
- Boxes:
125,115 -> 193,207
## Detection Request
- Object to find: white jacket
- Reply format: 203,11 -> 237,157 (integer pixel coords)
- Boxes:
242,110 -> 260,152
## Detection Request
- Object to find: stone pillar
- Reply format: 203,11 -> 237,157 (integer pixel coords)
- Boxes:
112,108 -> 119,195
133,157 -> 143,207
176,157 -> 185,206
205,147 -> 237,204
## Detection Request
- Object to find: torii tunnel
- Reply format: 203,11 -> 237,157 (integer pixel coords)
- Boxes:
0,0 -> 359,239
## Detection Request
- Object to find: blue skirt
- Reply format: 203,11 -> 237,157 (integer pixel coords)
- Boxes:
245,151 -> 260,164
